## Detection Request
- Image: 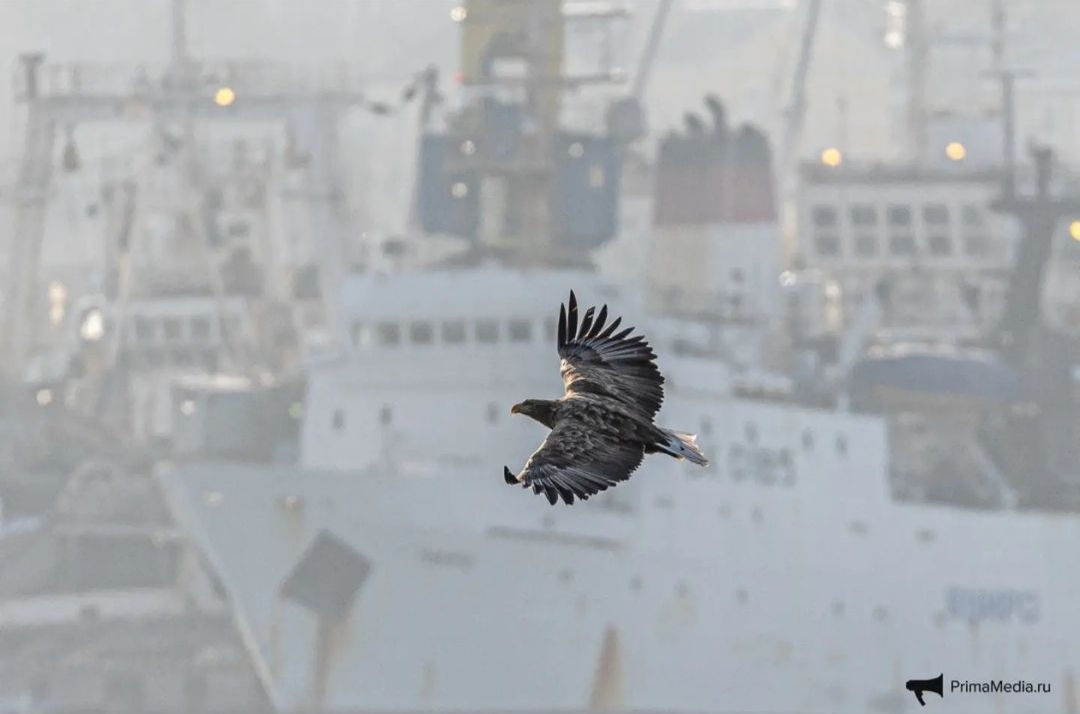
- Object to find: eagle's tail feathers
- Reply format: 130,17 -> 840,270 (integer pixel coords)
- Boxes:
659,430 -> 709,467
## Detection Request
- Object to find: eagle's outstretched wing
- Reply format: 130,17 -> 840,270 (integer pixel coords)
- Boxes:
505,418 -> 644,505
557,290 -> 665,420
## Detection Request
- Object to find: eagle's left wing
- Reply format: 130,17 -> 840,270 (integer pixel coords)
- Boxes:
557,290 -> 665,421
504,418 -> 645,505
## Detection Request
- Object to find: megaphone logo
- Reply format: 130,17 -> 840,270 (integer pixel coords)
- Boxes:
906,673 -> 944,706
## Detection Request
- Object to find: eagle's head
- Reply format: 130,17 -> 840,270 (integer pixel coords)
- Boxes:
510,399 -> 558,428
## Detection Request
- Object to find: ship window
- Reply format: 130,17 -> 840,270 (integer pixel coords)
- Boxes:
476,319 -> 499,343
781,459 -> 796,486
376,322 -> 400,346
923,203 -> 949,225
836,434 -> 848,456
351,322 -> 372,348
332,409 -> 345,431
163,317 -> 183,340
700,417 -> 712,436
887,205 -> 912,226
132,317 -> 155,341
486,402 -> 498,424
854,234 -> 879,257
441,320 -> 466,344
380,406 -> 392,426
223,315 -> 242,340
144,348 -> 164,368
543,316 -> 558,341
928,234 -> 952,256
508,318 -> 532,342
814,234 -> 840,257
811,205 -> 838,228
962,204 -> 984,226
850,204 -> 878,226
409,321 -> 434,345
889,234 -> 916,256
105,673 -> 145,709
802,429 -> 814,451
227,221 -> 251,239
778,448 -> 792,467
744,422 -> 757,443
831,600 -> 845,618
190,316 -> 211,339
964,234 -> 990,257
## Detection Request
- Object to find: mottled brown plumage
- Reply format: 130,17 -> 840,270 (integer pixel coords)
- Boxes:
505,291 -> 708,505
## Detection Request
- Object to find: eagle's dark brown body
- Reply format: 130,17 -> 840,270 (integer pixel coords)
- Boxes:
505,291 -> 708,505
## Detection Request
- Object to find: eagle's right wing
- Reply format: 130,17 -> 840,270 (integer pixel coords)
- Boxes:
505,418 -> 645,505
557,290 -> 665,421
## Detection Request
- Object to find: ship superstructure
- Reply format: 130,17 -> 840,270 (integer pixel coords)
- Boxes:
3,2 -> 1080,714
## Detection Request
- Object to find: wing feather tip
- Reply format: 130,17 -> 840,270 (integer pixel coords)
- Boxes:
558,303 -> 567,348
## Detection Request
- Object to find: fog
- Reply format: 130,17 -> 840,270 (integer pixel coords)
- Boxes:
1,1 -> 1079,713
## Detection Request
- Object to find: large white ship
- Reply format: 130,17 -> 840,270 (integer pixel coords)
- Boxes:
3,2 -> 1080,714
159,263 -> 1078,714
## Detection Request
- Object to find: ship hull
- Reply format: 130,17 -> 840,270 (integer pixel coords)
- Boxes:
163,403 -> 1080,714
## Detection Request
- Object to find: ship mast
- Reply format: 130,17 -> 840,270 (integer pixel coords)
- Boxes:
172,0 -> 189,71
905,0 -> 928,164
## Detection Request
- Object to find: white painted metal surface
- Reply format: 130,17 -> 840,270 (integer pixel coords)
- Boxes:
160,267 -> 1080,714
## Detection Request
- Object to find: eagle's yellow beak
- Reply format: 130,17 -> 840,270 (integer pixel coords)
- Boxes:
510,403 -> 522,415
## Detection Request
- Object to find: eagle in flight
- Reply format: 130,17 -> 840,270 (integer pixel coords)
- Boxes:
505,291 -> 708,505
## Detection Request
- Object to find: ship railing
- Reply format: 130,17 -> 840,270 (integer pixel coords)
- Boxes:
16,60 -> 404,101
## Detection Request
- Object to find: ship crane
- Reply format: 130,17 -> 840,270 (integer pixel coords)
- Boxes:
605,0 -> 676,145
0,0 -> 374,380
775,0 -> 821,257
777,0 -> 822,175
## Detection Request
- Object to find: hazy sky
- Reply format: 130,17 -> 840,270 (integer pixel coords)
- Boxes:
1,0 -> 1079,174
